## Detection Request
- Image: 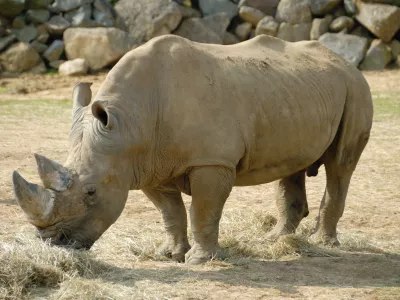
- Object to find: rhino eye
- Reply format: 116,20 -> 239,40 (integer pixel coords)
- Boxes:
87,187 -> 96,196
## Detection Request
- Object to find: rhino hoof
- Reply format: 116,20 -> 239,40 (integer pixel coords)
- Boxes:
156,241 -> 190,263
185,244 -> 226,265
309,232 -> 340,247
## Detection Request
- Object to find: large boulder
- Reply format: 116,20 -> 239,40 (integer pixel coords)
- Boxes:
310,15 -> 332,40
309,0 -> 342,15
255,15 -> 279,37
199,0 -> 238,20
355,2 -> 400,42
238,6 -> 266,26
59,58 -> 89,76
50,0 -> 93,13
276,0 -> 312,24
63,27 -> 133,70
0,34 -> 17,52
26,9 -> 50,24
238,0 -> 280,16
329,16 -> 354,33
45,15 -> 71,36
12,25 -> 38,43
318,32 -> 368,66
43,40 -> 64,62
174,13 -> 230,44
114,0 -> 183,45
93,0 -> 116,27
276,22 -> 312,42
359,39 -> 392,70
25,0 -> 51,9
64,4 -> 92,27
0,42 -> 40,72
0,0 -> 25,17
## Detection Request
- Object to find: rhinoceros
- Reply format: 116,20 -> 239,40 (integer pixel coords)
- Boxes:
12,35 -> 373,264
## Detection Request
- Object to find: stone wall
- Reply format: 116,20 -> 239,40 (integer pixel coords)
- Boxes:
0,0 -> 399,76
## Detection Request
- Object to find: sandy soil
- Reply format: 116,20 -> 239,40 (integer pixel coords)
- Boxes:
0,70 -> 399,299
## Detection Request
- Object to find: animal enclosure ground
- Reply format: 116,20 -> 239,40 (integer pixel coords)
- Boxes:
0,70 -> 400,299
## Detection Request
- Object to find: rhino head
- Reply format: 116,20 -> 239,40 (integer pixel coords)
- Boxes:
12,82 -> 136,249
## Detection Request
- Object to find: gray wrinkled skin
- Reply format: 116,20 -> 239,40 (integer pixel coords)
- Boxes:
13,35 -> 373,264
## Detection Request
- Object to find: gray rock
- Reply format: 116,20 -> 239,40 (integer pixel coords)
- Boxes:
318,32 -> 368,66
115,0 -> 183,44
0,34 -> 16,52
59,58 -> 89,75
235,22 -> 252,40
26,0 -> 52,9
30,40 -> 47,53
174,13 -> 231,44
13,25 -> 38,43
45,15 -> 71,36
93,0 -> 116,27
43,39 -> 64,61
36,32 -> 49,43
12,16 -> 25,29
363,0 -> 400,5
330,16 -> 354,32
64,4 -> 92,27
199,0 -> 238,20
26,9 -> 50,24
255,15 -> 279,37
64,27 -> 133,70
276,0 -> 312,24
309,0 -> 342,15
350,25 -> 375,39
276,22 -> 312,42
50,0 -> 93,13
28,59 -> 47,73
223,31 -> 240,44
355,2 -> 400,42
0,42 -> 40,72
178,5 -> 202,18
310,15 -> 332,40
0,0 -> 25,17
238,0 -> 280,16
390,39 -> 400,60
49,59 -> 65,69
359,39 -> 392,70
238,6 -> 266,26
344,0 -> 357,16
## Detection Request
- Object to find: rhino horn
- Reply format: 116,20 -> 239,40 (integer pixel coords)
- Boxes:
12,171 -> 56,227
34,153 -> 73,191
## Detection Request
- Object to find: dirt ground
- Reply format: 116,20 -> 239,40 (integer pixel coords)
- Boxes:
0,70 -> 399,299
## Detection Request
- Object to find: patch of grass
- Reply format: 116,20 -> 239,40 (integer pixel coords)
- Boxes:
0,87 -> 7,93
0,99 -> 71,119
372,92 -> 400,121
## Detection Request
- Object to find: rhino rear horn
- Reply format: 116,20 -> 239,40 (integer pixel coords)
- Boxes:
73,82 -> 92,108
34,153 -> 73,191
12,171 -> 56,227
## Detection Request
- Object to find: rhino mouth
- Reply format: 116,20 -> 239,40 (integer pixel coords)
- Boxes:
36,228 -> 94,250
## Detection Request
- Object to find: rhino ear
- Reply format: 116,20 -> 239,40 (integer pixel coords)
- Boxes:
92,101 -> 116,130
73,82 -> 92,108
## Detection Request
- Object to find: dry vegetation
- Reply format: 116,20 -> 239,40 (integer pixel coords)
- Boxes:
0,70 -> 399,299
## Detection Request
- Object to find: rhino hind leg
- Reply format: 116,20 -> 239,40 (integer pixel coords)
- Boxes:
310,132 -> 370,246
266,171 -> 309,241
142,186 -> 190,262
185,166 -> 235,265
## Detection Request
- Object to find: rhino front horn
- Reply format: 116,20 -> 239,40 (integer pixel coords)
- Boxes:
34,153 -> 73,191
12,171 -> 56,227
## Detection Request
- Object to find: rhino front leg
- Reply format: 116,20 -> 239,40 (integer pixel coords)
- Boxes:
142,186 -> 190,262
185,166 -> 235,265
267,171 -> 309,240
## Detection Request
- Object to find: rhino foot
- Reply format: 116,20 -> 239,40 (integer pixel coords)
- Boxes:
185,244 -> 226,265
309,232 -> 340,247
156,240 -> 191,262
